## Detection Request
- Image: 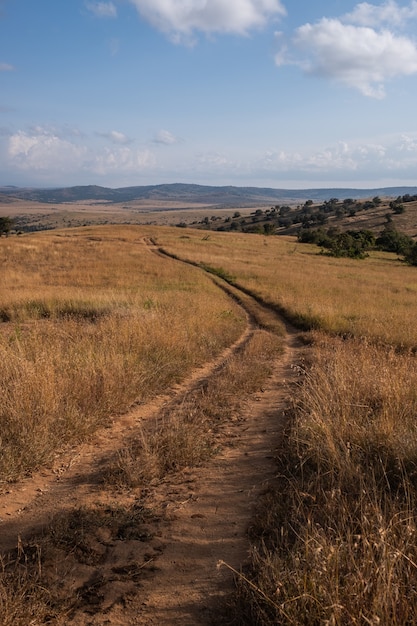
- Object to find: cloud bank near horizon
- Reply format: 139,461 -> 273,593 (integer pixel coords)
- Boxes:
4,125 -> 417,187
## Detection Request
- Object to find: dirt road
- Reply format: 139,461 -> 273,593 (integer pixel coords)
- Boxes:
0,240 -> 304,625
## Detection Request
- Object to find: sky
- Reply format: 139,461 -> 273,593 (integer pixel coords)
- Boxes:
1,0 -> 417,190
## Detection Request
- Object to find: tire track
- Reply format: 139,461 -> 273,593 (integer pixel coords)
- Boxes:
0,238 -> 281,550
0,237 -> 306,625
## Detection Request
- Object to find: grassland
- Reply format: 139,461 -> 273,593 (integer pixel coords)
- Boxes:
0,226 -> 246,482
1,223 -> 417,624
150,227 -> 417,624
154,228 -> 417,346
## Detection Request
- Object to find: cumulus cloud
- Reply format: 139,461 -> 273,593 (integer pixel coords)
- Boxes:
127,0 -> 286,41
98,130 -> 131,144
153,129 -> 179,145
196,151 -> 229,166
92,146 -> 156,175
275,1 -> 417,98
258,136 -> 417,179
86,1 -> 117,18
344,0 -> 417,27
8,129 -> 87,171
398,134 -> 417,152
7,127 -> 155,178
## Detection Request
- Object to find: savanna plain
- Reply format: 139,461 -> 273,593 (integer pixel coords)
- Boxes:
1,221 -> 417,625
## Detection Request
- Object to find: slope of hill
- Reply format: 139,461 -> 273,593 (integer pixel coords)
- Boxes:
1,183 -> 417,206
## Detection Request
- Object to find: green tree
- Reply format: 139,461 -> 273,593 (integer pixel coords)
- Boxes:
405,242 -> 417,266
263,223 -> 275,235
0,216 -> 12,236
376,226 -> 413,255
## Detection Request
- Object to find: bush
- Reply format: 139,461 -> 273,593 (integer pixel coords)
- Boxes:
299,229 -> 375,259
376,227 -> 413,255
405,241 -> 417,266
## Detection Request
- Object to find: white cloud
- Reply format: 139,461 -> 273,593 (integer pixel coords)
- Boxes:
258,136 -> 417,177
298,19 -> 417,98
276,8 -> 417,98
153,129 -> 179,145
86,1 -> 117,18
344,0 -> 417,28
127,0 -> 286,41
7,127 -> 155,178
398,134 -> 417,152
8,129 -> 87,171
92,147 -> 156,175
0,62 -> 14,71
196,151 -> 229,166
98,130 -> 131,144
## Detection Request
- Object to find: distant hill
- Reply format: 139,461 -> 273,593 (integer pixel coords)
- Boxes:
1,183 -> 417,206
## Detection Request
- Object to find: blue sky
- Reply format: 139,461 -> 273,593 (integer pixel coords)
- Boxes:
1,0 -> 417,189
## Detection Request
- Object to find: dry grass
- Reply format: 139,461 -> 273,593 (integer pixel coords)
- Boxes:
149,228 -> 417,624
0,226 -> 245,482
230,335 -> 417,624
108,328 -> 283,488
0,544 -> 72,626
154,228 -> 417,347
3,223 -> 417,624
0,502 -> 156,625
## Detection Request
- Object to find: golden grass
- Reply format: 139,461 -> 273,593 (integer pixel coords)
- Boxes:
108,328 -> 283,488
153,228 -> 417,347
0,226 -> 245,482
148,227 -> 417,624
229,335 -> 417,625
3,223 -> 417,624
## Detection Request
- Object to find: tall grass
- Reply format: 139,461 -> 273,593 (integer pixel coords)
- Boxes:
231,335 -> 417,624
3,224 -> 417,623
150,227 -> 417,623
0,226 -> 245,482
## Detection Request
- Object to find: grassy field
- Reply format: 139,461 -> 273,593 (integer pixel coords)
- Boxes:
154,228 -> 417,347
150,227 -> 417,624
0,226 -> 246,482
1,223 -> 417,623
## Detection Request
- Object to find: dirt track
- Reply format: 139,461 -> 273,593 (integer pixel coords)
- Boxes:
0,239 -> 305,625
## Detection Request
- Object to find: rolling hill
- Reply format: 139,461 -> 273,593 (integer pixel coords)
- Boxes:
1,183 -> 417,206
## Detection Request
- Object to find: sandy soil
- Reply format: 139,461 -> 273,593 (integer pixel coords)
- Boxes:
0,241 -> 305,625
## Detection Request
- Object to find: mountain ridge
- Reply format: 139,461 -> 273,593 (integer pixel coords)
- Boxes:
1,183 -> 417,206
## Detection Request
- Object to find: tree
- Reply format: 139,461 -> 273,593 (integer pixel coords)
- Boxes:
376,226 -> 413,255
405,242 -> 417,266
0,216 -> 12,236
300,228 -> 375,259
263,223 -> 275,235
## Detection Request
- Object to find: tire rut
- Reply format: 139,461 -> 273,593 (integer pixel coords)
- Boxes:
0,284 -> 252,553
0,237 -> 306,625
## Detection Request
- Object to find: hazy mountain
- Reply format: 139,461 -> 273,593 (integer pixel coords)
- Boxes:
1,183 -> 417,206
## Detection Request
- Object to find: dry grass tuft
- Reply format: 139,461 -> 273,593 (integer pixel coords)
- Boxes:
0,546 -> 68,626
